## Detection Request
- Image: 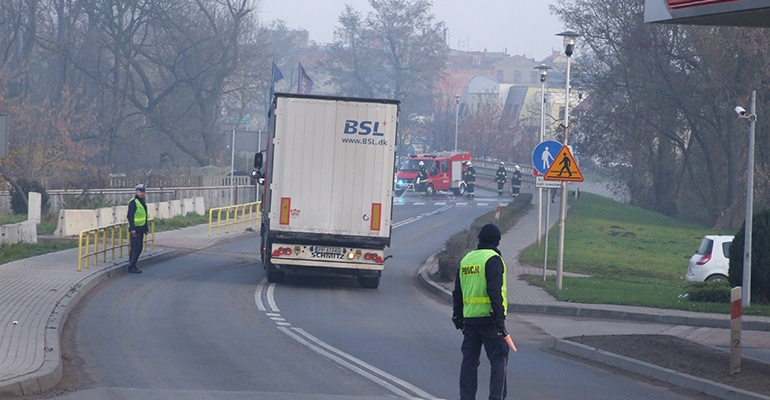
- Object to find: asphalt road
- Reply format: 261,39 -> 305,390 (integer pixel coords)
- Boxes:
30,187 -> 707,400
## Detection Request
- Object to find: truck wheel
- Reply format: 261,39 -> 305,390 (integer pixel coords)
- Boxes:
426,184 -> 435,196
357,276 -> 380,289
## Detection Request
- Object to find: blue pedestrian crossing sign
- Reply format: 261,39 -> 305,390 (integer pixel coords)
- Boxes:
532,140 -> 563,175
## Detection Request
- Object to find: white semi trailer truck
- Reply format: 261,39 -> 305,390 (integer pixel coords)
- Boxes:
254,93 -> 400,289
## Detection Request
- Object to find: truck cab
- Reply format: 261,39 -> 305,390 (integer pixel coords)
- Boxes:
394,152 -> 471,196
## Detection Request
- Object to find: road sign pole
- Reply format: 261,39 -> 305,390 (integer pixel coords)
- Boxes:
230,129 -> 236,206
556,53 -> 573,291
543,189 -> 551,281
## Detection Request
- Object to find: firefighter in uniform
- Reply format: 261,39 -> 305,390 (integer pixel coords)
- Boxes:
126,184 -> 148,274
464,161 -> 476,199
495,162 -> 507,197
510,165 -> 522,198
416,161 -> 429,196
452,223 -> 509,400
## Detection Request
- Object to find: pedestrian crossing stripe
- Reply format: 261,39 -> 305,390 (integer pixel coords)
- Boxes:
543,145 -> 584,182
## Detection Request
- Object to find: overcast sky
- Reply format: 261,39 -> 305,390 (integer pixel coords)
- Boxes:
259,0 -> 566,61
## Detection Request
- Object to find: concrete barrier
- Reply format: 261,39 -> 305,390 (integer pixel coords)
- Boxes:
193,197 -> 205,216
0,221 -> 37,244
95,207 -> 114,227
168,200 -> 182,218
113,205 -> 128,224
1,224 -> 18,244
146,203 -> 157,219
156,202 -> 169,219
181,198 -> 194,216
28,192 -> 41,223
18,220 -> 37,243
54,210 -> 97,237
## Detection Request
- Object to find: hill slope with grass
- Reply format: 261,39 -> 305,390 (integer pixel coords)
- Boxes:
519,193 -> 769,315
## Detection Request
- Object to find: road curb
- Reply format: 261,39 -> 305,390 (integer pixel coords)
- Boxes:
508,304 -> 770,332
416,256 -> 770,332
0,230 -> 257,398
553,339 -> 770,400
417,252 -> 452,303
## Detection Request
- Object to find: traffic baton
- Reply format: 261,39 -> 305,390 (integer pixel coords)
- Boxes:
503,334 -> 517,352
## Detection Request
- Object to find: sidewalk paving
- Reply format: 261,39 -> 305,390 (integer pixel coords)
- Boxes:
0,223 -> 257,397
418,185 -> 770,400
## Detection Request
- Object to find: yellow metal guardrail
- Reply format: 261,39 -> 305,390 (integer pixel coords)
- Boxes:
208,201 -> 261,236
77,220 -> 155,272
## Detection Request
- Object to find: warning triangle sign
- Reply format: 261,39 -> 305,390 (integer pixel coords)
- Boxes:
543,145 -> 584,182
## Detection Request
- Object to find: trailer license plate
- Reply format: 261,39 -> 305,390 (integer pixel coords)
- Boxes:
314,246 -> 343,254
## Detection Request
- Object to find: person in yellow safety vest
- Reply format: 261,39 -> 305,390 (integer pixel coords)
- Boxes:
126,184 -> 148,274
452,223 -> 509,400
464,161 -> 476,199
495,162 -> 507,197
510,165 -> 522,198
416,161 -> 429,196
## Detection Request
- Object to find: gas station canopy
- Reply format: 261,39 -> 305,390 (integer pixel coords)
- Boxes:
645,0 -> 770,27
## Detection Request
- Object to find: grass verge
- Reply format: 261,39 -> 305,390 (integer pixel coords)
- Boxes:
519,192 -> 770,316
0,239 -> 78,265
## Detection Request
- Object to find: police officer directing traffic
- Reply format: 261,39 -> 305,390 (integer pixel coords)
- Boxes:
464,161 -> 476,199
495,162 -> 507,197
126,184 -> 148,274
452,223 -> 509,400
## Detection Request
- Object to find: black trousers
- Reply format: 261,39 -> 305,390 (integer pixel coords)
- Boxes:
467,183 -> 475,197
460,324 -> 509,400
128,230 -> 146,268
497,182 -> 504,195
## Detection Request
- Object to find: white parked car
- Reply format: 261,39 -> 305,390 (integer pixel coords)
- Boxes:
685,235 -> 734,282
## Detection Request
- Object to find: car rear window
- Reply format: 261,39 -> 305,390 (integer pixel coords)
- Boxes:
721,241 -> 732,258
696,238 -> 713,255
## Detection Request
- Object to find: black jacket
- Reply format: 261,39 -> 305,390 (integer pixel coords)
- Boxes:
127,196 -> 149,233
452,243 -> 506,325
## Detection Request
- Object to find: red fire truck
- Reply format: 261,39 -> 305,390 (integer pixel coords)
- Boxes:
394,152 -> 472,196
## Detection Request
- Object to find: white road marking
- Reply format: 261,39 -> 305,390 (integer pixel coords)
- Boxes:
434,202 -> 446,205
456,202 -> 468,206
254,279 -> 267,311
414,202 -> 426,206
266,283 -> 280,312
291,328 -> 438,399
253,283 -> 439,399
392,204 -> 454,229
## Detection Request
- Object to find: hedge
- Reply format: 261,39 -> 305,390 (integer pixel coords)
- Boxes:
435,193 -> 533,282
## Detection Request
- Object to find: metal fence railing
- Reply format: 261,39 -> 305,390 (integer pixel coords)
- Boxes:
77,220 -> 155,271
208,201 -> 261,236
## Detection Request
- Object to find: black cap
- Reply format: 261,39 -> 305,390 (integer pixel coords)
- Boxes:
478,223 -> 501,246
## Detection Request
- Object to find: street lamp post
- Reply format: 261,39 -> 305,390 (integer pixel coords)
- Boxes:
534,64 -> 551,250
736,91 -> 757,308
555,30 -> 581,291
455,95 -> 460,152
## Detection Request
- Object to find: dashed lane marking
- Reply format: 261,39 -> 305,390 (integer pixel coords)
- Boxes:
254,279 -> 438,399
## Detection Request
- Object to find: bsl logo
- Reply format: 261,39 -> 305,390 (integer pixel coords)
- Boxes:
343,120 -> 385,136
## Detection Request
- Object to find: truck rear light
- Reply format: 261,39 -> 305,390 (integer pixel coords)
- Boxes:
273,247 -> 292,257
375,255 -> 384,263
365,253 -> 372,260
696,254 -> 711,265
347,251 -> 355,260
